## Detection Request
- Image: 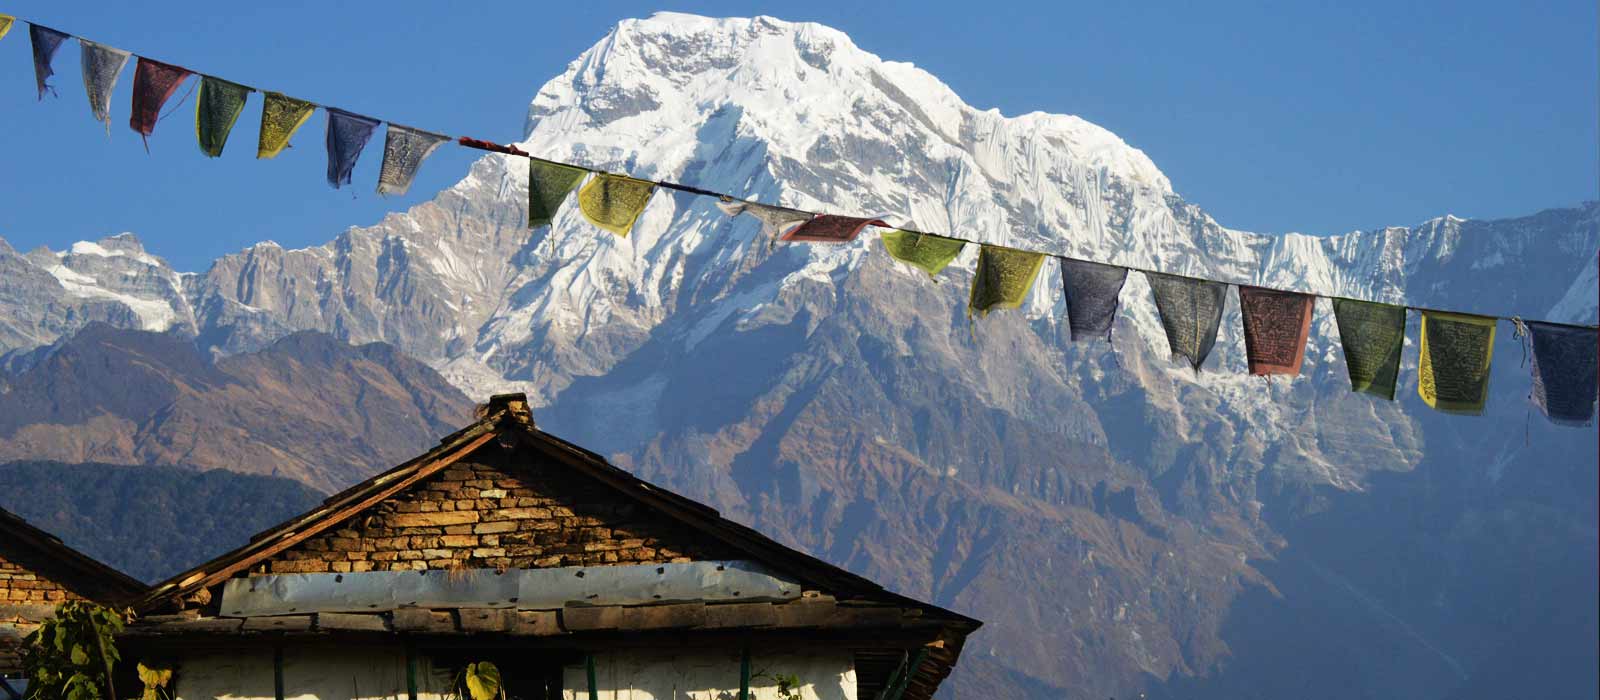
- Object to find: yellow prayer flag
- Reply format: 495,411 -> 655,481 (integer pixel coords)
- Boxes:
578,173 -> 655,237
0,16 -> 14,42
257,91 -> 316,159
1417,310 -> 1496,415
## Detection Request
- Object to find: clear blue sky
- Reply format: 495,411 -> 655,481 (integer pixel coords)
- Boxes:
0,1 -> 1594,271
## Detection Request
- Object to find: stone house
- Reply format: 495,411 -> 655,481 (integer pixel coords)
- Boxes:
0,507 -> 144,692
123,394 -> 980,699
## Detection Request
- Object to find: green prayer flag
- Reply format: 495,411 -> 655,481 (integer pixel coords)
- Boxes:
969,244 -> 1046,318
1332,298 -> 1406,400
881,230 -> 965,279
578,173 -> 655,237
528,159 -> 586,228
257,91 -> 315,159
196,76 -> 251,158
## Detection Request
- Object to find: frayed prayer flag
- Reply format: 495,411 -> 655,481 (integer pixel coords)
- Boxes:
969,244 -> 1046,319
79,39 -> 131,133
714,200 -> 811,240
1145,272 -> 1228,372
1059,258 -> 1128,343
1332,299 -> 1405,400
1238,286 -> 1314,376
782,215 -> 886,243
129,57 -> 192,141
257,92 -> 315,159
0,16 -> 14,42
324,108 -> 380,189
29,24 -> 69,100
527,159 -> 586,228
578,174 -> 655,237
377,124 -> 449,196
881,230 -> 964,279
1418,311 -> 1496,415
1526,322 -> 1598,426
195,76 -> 251,157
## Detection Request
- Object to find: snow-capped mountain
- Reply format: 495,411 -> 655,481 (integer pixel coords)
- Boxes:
0,14 -> 1594,699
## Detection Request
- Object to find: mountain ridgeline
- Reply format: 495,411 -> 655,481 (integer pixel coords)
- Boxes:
0,14 -> 1593,699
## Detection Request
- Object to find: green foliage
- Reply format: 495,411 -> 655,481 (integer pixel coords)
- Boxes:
136,661 -> 174,700
456,661 -> 503,700
752,669 -> 803,700
21,602 -> 127,700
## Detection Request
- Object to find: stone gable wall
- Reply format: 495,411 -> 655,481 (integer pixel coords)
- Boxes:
2,550 -> 85,672
262,449 -> 739,575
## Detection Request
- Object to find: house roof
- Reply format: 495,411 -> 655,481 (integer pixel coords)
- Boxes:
130,394 -> 979,699
0,507 -> 145,605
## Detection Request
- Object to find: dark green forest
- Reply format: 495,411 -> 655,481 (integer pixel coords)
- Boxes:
0,461 -> 323,583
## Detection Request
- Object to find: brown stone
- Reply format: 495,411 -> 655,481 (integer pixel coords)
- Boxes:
388,511 -> 480,527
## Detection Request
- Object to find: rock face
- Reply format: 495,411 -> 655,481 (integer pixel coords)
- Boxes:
0,325 -> 474,491
0,13 -> 1594,699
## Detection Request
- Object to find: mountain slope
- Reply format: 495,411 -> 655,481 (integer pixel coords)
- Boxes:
0,324 -> 475,491
0,13 -> 1593,699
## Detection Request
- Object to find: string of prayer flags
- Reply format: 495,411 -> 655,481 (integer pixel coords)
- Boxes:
257,92 -> 316,159
324,108 -> 381,189
527,159 -> 586,228
29,24 -> 69,99
129,57 -> 192,143
969,244 -> 1046,319
1145,272 -> 1228,371
1059,258 -> 1128,342
195,76 -> 251,157
1525,322 -> 1598,426
377,124 -> 450,196
0,15 -> 14,42
79,40 -> 131,133
1418,311 -> 1496,415
782,215 -> 886,243
715,200 -> 812,241
1238,286 -> 1315,376
881,230 -> 965,279
578,173 -> 656,237
1332,299 -> 1406,400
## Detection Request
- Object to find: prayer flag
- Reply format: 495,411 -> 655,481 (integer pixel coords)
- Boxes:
527,159 -> 586,228
0,16 -> 14,42
969,244 -> 1046,318
1332,299 -> 1406,400
1526,321 -> 1598,426
129,57 -> 192,140
578,174 -> 655,237
377,124 -> 449,195
881,230 -> 964,278
1059,258 -> 1128,342
195,76 -> 251,157
1145,272 -> 1228,371
78,39 -> 131,133
324,108 -> 380,189
257,92 -> 316,159
29,24 -> 69,100
782,215 -> 886,243
714,200 -> 811,240
1238,286 -> 1314,376
1418,311 -> 1496,415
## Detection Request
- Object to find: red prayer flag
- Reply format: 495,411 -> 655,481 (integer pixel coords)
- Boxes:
781,215 -> 886,243
129,57 -> 192,140
1239,286 -> 1315,376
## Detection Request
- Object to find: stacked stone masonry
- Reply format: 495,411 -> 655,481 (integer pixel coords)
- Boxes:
0,552 -> 81,606
264,450 -> 739,575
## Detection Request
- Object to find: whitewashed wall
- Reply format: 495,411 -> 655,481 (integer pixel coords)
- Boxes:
561,650 -> 857,700
172,648 -> 454,700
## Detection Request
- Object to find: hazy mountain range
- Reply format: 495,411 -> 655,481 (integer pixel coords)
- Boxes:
0,13 -> 1593,699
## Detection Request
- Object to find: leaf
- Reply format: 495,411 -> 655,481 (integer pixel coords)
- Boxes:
70,644 -> 89,666
464,661 -> 502,700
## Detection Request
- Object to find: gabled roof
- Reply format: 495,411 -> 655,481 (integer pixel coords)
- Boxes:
132,394 -> 979,699
0,507 -> 146,604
